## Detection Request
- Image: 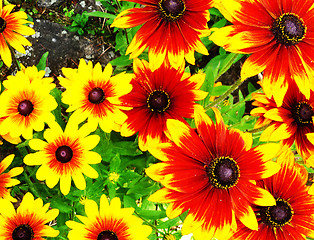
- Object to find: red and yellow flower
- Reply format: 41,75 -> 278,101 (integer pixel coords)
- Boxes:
111,0 -> 211,70
211,0 -> 314,106
0,66 -> 57,140
23,118 -> 101,195
0,192 -> 59,239
251,80 -> 314,161
0,154 -> 23,202
66,194 -> 152,239
59,59 -> 133,133
0,1 -> 35,67
146,107 -> 280,239
231,148 -> 314,239
120,58 -> 207,151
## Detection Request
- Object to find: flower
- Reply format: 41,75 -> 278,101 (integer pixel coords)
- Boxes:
23,118 -> 101,195
111,0 -> 211,70
66,194 -> 152,239
231,148 -> 314,239
0,66 -> 57,140
251,80 -> 314,161
0,154 -> 23,202
58,59 -> 133,133
120,58 -> 207,151
0,2 -> 35,67
210,0 -> 314,106
0,117 -> 21,144
0,192 -> 59,239
146,107 -> 280,239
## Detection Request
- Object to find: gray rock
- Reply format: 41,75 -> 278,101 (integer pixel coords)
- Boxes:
37,0 -> 64,9
17,19 -> 115,77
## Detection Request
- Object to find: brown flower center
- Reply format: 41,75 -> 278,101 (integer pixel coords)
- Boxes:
147,90 -> 170,113
158,0 -> 186,21
292,101 -> 313,126
272,13 -> 306,46
55,145 -> 73,163
18,100 -> 34,116
206,157 -> 240,189
260,198 -> 293,227
0,17 -> 6,33
12,224 -> 34,240
88,87 -> 105,104
97,230 -> 118,240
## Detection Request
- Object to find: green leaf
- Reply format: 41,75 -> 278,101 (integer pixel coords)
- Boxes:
50,88 -> 66,129
211,85 -> 231,96
138,209 -> 167,220
84,11 -> 116,19
51,199 -> 73,213
110,55 -> 133,67
36,52 -> 49,71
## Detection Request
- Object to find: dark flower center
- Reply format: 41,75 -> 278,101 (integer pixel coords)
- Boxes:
158,0 -> 186,21
18,100 -> 34,116
147,90 -> 170,113
272,13 -> 306,46
206,157 -> 240,189
0,17 -> 6,33
88,87 -> 105,104
260,198 -> 293,227
97,230 -> 118,240
292,101 -> 313,126
12,224 -> 34,240
55,145 -> 73,163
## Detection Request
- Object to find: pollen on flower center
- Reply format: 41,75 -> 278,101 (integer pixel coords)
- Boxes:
88,87 -> 105,104
272,13 -> 306,46
18,100 -> 34,116
12,224 -> 34,240
97,230 -> 118,240
55,145 -> 73,163
292,102 -> 313,126
147,90 -> 170,113
260,198 -> 293,227
206,157 -> 240,189
0,17 -> 6,33
158,0 -> 186,21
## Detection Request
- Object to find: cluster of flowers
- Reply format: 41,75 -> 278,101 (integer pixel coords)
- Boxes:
1,0 -> 314,239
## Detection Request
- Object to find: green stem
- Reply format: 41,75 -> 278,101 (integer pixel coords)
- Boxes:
134,211 -> 164,235
214,53 -> 240,83
8,44 -> 21,71
245,123 -> 270,134
205,77 -> 245,111
23,167 -> 41,198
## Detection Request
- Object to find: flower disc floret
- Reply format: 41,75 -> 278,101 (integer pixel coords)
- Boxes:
158,0 -> 186,21
272,13 -> 306,46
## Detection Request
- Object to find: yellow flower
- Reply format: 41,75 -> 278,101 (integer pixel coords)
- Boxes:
66,195 -> 152,239
0,154 -> 23,202
0,2 -> 35,67
0,192 -> 59,239
23,117 -> 101,195
59,59 -> 133,133
0,66 -> 57,139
